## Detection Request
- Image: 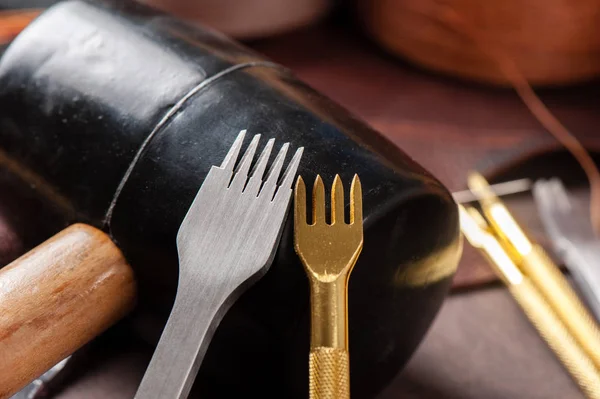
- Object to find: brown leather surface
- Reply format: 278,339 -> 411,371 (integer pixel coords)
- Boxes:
381,285 -> 584,399
251,24 -> 600,289
53,285 -> 584,399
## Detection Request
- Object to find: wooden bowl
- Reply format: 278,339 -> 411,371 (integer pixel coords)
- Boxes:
358,0 -> 600,86
143,0 -> 332,39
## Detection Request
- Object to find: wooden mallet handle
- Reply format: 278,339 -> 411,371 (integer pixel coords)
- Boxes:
0,223 -> 136,398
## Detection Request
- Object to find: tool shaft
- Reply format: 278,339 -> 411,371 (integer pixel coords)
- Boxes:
309,278 -> 348,349
560,242 -> 600,322
468,172 -> 600,371
452,178 -> 532,203
308,276 -> 351,398
521,246 -> 600,370
510,279 -> 600,399
533,179 -> 600,322
460,204 -> 600,398
134,280 -> 229,399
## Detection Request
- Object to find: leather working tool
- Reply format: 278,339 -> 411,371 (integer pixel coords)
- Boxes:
468,172 -> 600,372
459,205 -> 600,399
533,179 -> 600,323
0,1 -> 460,397
294,175 -> 363,399
135,131 -> 303,399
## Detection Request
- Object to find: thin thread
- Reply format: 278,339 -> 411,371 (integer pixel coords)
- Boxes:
102,61 -> 281,228
436,4 -> 600,235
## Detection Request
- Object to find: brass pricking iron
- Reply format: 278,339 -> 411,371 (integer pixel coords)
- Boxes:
294,174 -> 363,399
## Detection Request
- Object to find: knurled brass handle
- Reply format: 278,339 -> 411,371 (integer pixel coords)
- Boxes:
510,279 -> 600,399
522,245 -> 600,370
309,347 -> 350,399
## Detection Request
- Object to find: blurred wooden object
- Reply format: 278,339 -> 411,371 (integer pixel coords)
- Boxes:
0,224 -> 136,399
142,0 -> 332,39
0,9 -> 40,43
358,0 -> 600,86
0,2 -> 332,42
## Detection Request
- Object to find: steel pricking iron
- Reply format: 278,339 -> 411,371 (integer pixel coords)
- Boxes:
135,130 -> 303,399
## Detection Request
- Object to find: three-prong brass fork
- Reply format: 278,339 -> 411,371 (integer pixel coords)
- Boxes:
135,130 -> 303,399
294,174 -> 363,399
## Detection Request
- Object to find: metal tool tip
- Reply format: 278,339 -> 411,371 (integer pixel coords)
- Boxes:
265,142 -> 289,183
251,138 -> 275,175
467,171 -> 488,188
279,146 -> 303,189
350,174 -> 362,192
220,130 -> 247,170
349,174 -> 362,224
332,174 -> 343,191
235,134 -> 261,172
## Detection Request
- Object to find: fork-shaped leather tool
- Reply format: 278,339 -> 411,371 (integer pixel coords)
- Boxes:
294,174 -> 363,399
135,130 -> 303,399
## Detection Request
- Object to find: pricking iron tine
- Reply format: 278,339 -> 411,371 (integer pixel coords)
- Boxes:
220,130 -> 246,170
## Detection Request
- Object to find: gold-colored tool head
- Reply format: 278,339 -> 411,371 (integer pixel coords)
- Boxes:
294,174 -> 363,281
467,171 -> 533,256
467,171 -> 498,205
294,174 -> 363,399
459,204 -> 524,285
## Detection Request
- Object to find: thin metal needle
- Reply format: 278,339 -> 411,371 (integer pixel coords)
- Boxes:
452,178 -> 532,203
